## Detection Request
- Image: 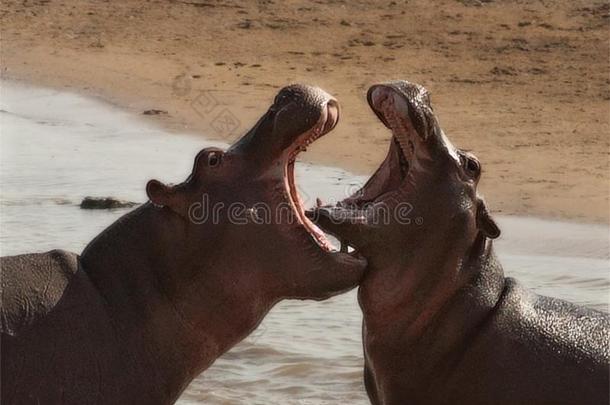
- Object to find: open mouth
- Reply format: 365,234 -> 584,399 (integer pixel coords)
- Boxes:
285,100 -> 339,251
306,83 -> 431,253
371,87 -> 416,190
337,86 -> 420,210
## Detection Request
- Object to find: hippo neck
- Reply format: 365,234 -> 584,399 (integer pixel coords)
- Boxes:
361,234 -> 505,346
79,203 -> 263,402
228,117 -> 286,170
360,235 -> 505,398
421,236 -> 506,351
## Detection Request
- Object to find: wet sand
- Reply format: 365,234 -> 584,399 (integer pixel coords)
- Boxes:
1,0 -> 609,223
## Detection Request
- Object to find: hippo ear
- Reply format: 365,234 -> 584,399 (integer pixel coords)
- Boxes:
146,180 -> 176,209
476,198 -> 501,239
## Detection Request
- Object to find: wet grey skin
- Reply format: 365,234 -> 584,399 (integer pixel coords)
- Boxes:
1,84 -> 366,405
308,80 -> 610,405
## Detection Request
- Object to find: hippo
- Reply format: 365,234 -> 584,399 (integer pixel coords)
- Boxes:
1,84 -> 365,404
309,81 -> 610,405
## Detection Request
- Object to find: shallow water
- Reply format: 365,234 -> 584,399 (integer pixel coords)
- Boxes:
1,82 -> 608,404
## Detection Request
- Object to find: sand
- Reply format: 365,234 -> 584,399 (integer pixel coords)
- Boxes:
1,0 -> 608,223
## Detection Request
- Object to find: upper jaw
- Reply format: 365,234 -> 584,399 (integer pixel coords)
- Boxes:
306,206 -> 369,236
227,84 -> 339,166
280,89 -> 340,252
331,83 -> 430,209
286,97 -> 339,163
367,82 -> 432,143
311,81 -> 443,254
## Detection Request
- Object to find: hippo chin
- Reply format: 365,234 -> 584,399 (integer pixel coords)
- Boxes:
309,81 -> 609,405
1,84 -> 366,404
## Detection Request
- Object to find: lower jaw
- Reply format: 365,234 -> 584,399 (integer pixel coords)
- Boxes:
285,160 -> 334,252
345,136 -> 411,209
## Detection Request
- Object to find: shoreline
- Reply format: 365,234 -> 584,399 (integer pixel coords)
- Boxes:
2,0 -> 608,224
2,77 -> 608,228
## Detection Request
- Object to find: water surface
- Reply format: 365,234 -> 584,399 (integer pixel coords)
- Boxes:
1,82 -> 608,404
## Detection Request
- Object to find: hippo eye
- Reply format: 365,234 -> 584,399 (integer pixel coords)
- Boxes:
207,152 -> 221,167
463,155 -> 480,177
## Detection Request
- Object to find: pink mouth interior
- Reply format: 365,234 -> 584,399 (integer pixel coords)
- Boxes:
285,102 -> 338,251
371,87 -> 415,161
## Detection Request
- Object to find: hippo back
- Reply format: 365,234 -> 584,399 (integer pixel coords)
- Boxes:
440,278 -> 610,405
1,250 -> 124,404
1,250 -> 79,336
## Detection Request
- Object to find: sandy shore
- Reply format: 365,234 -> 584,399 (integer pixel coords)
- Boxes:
1,0 -> 608,223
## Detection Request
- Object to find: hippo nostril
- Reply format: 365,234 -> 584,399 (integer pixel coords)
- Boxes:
323,100 -> 340,134
371,86 -> 392,109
